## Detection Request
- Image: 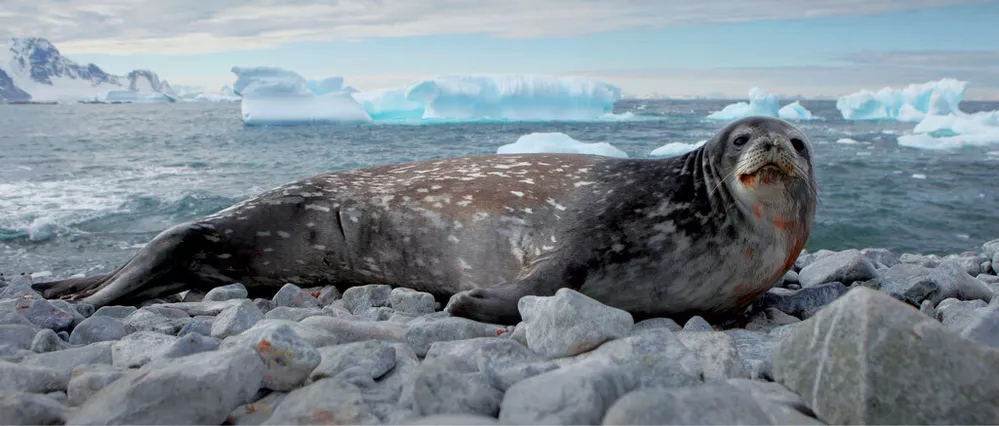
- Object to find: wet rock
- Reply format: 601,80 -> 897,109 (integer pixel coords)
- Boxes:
211,299 -> 264,339
122,308 -> 178,334
756,282 -> 849,318
228,323 -> 320,391
406,355 -> 503,418
178,315 -> 215,337
391,288 -> 437,316
70,347 -> 265,425
20,341 -> 113,378
92,305 -> 137,319
227,391 -> 287,425
17,298 -> 77,332
31,328 -> 72,353
518,288 -> 633,359
861,248 -> 900,269
111,331 -> 177,368
935,298 -> 988,331
960,305 -> 999,348
342,284 -> 393,314
69,315 -> 127,345
631,317 -> 681,334
681,316 -> 713,332
406,317 -> 500,357
0,361 -> 68,393
0,324 -> 38,356
67,364 -> 128,406
262,377 -> 379,425
799,249 -> 877,287
603,379 -> 820,425
264,306 -> 327,322
204,283 -> 249,301
500,360 -> 633,425
745,308 -> 801,332
272,283 -> 320,308
312,340 -> 396,381
773,287 -> 999,424
0,391 -> 73,425
426,337 -> 555,391
674,332 -> 747,381
301,316 -> 409,346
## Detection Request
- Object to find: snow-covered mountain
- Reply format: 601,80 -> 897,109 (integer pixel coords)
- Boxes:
0,37 -> 176,103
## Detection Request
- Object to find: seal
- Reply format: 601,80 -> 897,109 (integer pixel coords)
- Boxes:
36,116 -> 817,325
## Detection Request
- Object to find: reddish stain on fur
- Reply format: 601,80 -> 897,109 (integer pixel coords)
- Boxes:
744,249 -> 753,258
256,339 -> 272,353
773,219 -> 792,230
739,174 -> 756,189
752,204 -> 762,219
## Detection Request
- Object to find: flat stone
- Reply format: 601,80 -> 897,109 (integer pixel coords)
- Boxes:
342,284 -> 393,314
518,288 -> 633,359
263,306 -> 327,322
0,391 -> 73,425
312,340 -> 396,382
211,299 -> 264,339
141,305 -> 189,319
70,315 -> 127,345
563,328 -> 702,388
799,249 -> 877,287
31,328 -> 72,353
147,299 -> 244,316
203,283 -> 249,301
631,317 -> 682,334
67,364 -> 128,406
262,377 -> 379,425
674,332 -> 748,381
301,316 -> 409,346
426,337 -> 555,391
20,341 -> 113,378
391,288 -> 437,316
0,361 -> 68,393
92,305 -> 137,319
407,355 -> 503,418
69,347 -> 265,425
681,316 -> 713,332
406,317 -> 501,357
272,283 -> 321,308
773,287 -> 999,424
227,391 -> 287,425
111,331 -> 178,368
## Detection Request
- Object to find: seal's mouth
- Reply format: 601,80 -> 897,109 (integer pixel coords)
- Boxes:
738,163 -> 791,187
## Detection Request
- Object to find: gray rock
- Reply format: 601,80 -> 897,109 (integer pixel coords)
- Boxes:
0,391 -> 73,425
228,323 -> 320,391
67,364 -> 128,406
147,299 -> 243,316
152,332 -> 220,364
272,283 -> 320,308
391,288 -> 437,315
603,379 -> 821,425
500,360 -> 633,425
935,298 -> 988,331
227,391 -> 287,425
342,284 -> 393,313
0,324 -> 38,356
140,305 -> 189,319
111,331 -> 178,368
44,391 -> 67,403
222,320 -> 339,350
426,337 -> 555,391
19,341 -> 113,378
16,298 -> 77,332
355,306 -> 396,321
935,260 -> 996,303
861,247 -> 900,269
631,317 -> 682,334
945,254 -> 988,276
70,346 -> 265,425
773,287 -> 999,424
92,305 -> 137,319
253,298 -> 276,314
756,282 -> 849,318
48,299 -> 87,325
31,328 -> 72,353
121,308 -> 179,334
982,261 -> 994,275
878,262 -> 994,306
69,315 -> 127,345
799,249 -> 878,287
0,307 -> 33,329
404,414 -> 499,425
782,270 -> 799,285
724,329 -> 778,380
0,361 -> 68,393
211,299 -> 264,339
984,238 -> 999,260
204,283 -> 249,301
315,285 -> 342,307
367,343 -> 423,423
979,274 -> 999,285
745,308 -> 800,332
920,299 -> 936,318
564,328 -> 702,388
407,355 -> 503,418
178,315 -> 215,336
181,289 -> 205,303
406,317 -> 501,357
961,305 -> 999,348
508,321 -> 528,346
389,313 -> 418,323
263,377 -> 379,425
312,340 -> 396,381
0,284 -> 41,300
301,316 -> 409,345
263,306 -> 327,322
518,288 -> 633,359
681,315 -> 713,332
674,332 -> 748,381
900,252 -> 942,267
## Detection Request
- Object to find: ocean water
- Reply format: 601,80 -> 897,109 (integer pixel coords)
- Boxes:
1,99 -> 998,279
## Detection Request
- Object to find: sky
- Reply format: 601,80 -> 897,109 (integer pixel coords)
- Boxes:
2,0 -> 998,99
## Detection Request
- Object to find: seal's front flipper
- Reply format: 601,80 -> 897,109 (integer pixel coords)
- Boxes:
445,284 -> 531,325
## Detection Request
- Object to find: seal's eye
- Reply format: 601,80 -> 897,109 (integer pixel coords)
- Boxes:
790,138 -> 806,153
733,135 -> 750,147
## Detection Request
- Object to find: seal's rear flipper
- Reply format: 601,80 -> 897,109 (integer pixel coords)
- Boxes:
446,284 -> 529,325
32,274 -> 110,300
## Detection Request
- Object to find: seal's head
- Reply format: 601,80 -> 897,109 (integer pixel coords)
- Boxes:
708,116 -> 817,231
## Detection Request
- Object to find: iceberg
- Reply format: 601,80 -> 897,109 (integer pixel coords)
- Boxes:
707,87 -> 779,120
897,110 -> 999,150
404,74 -> 622,120
497,132 -> 628,158
835,78 -> 967,121
307,77 -> 345,95
231,67 -> 371,125
777,101 -> 815,120
650,140 -> 706,157
99,90 -> 175,103
351,88 -> 425,120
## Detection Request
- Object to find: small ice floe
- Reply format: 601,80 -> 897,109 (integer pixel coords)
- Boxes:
836,138 -> 860,145
912,174 -> 928,179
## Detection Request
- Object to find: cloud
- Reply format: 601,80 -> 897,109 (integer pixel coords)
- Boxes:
841,50 -> 999,68
0,0 -> 985,55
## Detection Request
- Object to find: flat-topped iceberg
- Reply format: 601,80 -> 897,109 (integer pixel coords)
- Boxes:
306,77 -> 345,96
404,74 -> 622,120
898,110 -> 999,150
351,88 -> 425,120
231,67 -> 370,125
835,78 -> 967,121
707,88 -> 816,121
99,90 -> 175,103
498,132 -> 628,158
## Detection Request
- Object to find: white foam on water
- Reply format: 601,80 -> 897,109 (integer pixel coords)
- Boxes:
836,138 -> 860,145
912,174 -> 927,179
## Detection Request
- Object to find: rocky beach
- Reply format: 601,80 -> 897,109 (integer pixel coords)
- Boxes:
1,239 -> 998,425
